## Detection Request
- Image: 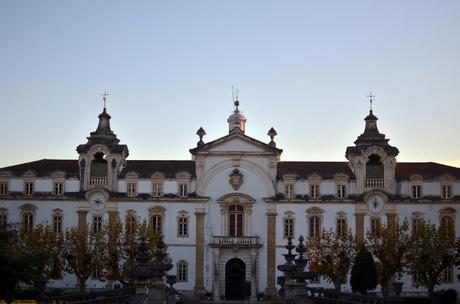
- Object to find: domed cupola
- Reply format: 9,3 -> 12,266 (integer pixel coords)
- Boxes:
227,97 -> 247,134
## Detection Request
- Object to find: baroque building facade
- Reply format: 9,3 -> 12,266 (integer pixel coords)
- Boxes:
0,98 -> 459,299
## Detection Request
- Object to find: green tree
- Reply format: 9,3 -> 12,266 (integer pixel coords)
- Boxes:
366,220 -> 411,298
308,228 -> 355,292
0,228 -> 41,303
350,245 -> 378,295
64,225 -> 107,292
106,215 -> 123,284
406,220 -> 459,299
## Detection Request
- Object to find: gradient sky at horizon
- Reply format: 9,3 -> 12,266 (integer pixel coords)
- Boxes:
0,1 -> 459,168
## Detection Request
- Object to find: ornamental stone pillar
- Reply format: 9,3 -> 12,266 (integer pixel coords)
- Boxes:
266,207 -> 277,296
355,212 -> 365,244
77,209 -> 88,232
194,208 -> 206,299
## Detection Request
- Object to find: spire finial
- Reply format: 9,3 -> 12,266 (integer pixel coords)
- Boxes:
367,92 -> 375,112
232,86 -> 240,110
102,91 -> 110,109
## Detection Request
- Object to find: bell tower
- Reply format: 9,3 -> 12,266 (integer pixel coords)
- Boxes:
76,95 -> 129,191
346,96 -> 399,194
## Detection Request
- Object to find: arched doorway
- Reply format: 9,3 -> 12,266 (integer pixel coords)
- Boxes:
225,258 -> 246,300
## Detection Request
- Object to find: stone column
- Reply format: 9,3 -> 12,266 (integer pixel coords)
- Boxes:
77,209 -> 88,232
194,208 -> 206,299
355,213 -> 365,245
250,251 -> 257,301
266,208 -> 277,296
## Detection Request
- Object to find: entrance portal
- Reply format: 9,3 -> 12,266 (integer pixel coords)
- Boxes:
225,258 -> 246,300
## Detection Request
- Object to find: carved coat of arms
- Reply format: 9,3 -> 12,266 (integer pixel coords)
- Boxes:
229,169 -> 243,190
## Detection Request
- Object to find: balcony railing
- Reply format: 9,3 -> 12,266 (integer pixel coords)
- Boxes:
90,177 -> 108,188
210,236 -> 261,248
365,179 -> 384,189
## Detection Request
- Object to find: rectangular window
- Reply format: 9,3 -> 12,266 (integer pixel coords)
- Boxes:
53,215 -> 62,233
229,213 -> 243,237
285,185 -> 294,198
442,185 -> 452,199
0,182 -> 8,195
24,182 -> 34,196
309,216 -> 321,240
151,215 -> 162,234
93,216 -> 103,232
0,213 -> 8,227
336,218 -> 347,238
126,215 -> 136,234
127,183 -> 137,197
177,261 -> 188,282
370,217 -> 381,237
337,185 -> 346,198
441,267 -> 453,284
310,185 -> 319,198
179,184 -> 188,197
22,213 -> 34,233
284,218 -> 294,238
178,216 -> 188,237
53,182 -> 64,196
412,218 -> 422,235
152,183 -> 162,197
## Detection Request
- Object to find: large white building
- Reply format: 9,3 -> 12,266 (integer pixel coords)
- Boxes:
0,98 -> 459,299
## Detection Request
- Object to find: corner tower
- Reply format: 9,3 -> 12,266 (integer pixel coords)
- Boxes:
76,98 -> 129,191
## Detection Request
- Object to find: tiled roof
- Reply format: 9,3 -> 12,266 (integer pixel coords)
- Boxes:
119,160 -> 196,178
277,161 -> 354,179
395,162 -> 460,180
1,159 -> 458,181
277,161 -> 460,180
0,159 -> 79,177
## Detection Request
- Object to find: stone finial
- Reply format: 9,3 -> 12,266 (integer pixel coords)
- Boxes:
196,127 -> 206,146
267,127 -> 278,147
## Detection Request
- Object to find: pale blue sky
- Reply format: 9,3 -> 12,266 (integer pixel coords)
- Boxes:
0,1 -> 459,168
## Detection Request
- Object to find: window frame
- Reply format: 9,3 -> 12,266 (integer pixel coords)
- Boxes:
176,260 -> 188,282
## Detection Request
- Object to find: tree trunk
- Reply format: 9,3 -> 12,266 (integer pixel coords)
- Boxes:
381,280 -> 390,299
78,279 -> 86,293
334,275 -> 341,294
428,284 -> 434,300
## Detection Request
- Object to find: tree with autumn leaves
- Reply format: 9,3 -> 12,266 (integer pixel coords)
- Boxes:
308,228 -> 356,292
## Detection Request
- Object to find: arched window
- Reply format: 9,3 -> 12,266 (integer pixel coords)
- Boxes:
177,211 -> 189,238
177,260 -> 188,282
283,212 -> 295,239
90,152 -> 108,177
228,204 -> 244,237
366,154 -> 384,179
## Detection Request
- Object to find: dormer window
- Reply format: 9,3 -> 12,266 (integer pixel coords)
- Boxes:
412,185 -> 421,199
310,184 -> 319,198
179,184 -> 188,197
127,183 -> 137,197
53,182 -> 64,196
442,185 -> 452,199
24,181 -> 34,196
152,183 -> 162,197
0,181 -> 8,195
337,185 -> 346,199
285,185 -> 294,198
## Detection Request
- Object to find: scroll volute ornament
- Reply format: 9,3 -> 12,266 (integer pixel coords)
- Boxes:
229,169 -> 243,190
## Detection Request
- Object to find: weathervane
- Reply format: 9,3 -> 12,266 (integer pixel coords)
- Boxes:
231,86 -> 240,109
367,92 -> 375,111
101,91 -> 110,109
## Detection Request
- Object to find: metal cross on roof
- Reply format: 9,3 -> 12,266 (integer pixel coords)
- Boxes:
101,91 -> 110,109
367,92 -> 375,111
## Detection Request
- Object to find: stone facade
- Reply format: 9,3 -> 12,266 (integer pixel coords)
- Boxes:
0,99 -> 459,297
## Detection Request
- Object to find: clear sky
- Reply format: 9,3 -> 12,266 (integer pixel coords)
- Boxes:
0,1 -> 459,168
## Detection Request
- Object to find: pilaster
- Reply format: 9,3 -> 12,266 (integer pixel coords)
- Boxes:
77,209 -> 88,232
266,207 -> 277,296
355,212 -> 365,244
194,208 -> 206,299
